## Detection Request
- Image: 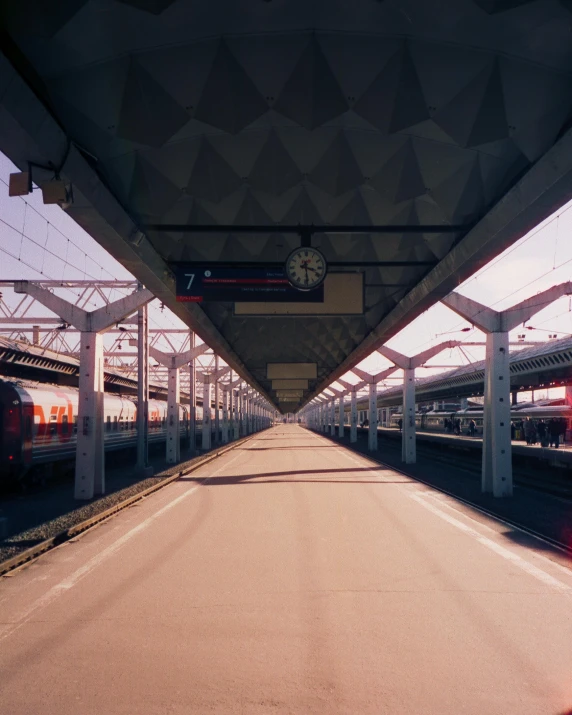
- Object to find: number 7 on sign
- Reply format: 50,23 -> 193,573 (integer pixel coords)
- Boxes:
185,274 -> 195,289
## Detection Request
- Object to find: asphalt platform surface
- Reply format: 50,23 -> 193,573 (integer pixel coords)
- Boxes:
1,425 -> 571,714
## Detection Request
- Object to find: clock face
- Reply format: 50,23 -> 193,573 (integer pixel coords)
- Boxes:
285,247 -> 327,291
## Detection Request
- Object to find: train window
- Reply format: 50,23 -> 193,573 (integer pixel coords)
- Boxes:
106,415 -> 111,432
73,416 -> 78,434
62,415 -> 69,434
114,416 -> 118,431
49,415 -> 57,435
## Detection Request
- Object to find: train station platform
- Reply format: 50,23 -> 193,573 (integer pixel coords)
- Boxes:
376,426 -> 572,469
1,425 -> 571,715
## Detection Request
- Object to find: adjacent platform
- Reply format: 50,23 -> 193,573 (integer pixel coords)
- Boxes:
1,426 -> 571,714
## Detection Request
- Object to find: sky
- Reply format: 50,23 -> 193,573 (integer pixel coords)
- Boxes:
1,149 -> 572,403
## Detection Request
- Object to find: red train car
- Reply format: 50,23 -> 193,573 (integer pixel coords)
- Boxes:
0,379 -> 193,483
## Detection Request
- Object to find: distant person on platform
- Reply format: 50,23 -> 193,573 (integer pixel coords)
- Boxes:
398,418 -> 403,432
548,418 -> 559,448
468,419 -> 476,437
524,417 -> 536,445
536,419 -> 547,448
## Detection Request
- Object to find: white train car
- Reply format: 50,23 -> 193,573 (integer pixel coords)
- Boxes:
0,379 -> 200,483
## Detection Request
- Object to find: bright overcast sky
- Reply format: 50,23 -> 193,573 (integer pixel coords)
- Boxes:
1,149 -> 571,398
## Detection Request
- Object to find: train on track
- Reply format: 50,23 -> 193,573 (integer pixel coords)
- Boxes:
353,403 -> 572,439
0,379 -> 205,483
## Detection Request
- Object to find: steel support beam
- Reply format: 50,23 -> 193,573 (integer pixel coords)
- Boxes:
202,375 -> 211,450
378,341 -> 460,465
189,331 -> 196,454
13,281 -> 153,499
214,354 -> 220,445
136,301 -> 150,475
167,365 -> 181,464
221,386 -> 229,444
368,383 -> 378,451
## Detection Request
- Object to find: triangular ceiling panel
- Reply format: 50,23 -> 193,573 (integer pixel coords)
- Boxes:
280,188 -> 324,225
136,40 -> 219,114
370,139 -> 426,203
318,33 -> 403,100
501,56 -> 572,162
233,190 -> 273,225
152,195 -> 218,258
129,154 -> 181,219
1,0 -> 87,37
142,138 -> 202,191
115,0 -> 178,13
194,41 -> 269,134
187,138 -> 242,203
225,33 -> 310,101
354,43 -> 429,134
430,155 -> 485,224
472,0 -> 538,12
434,60 -> 508,148
48,57 -> 129,138
248,130 -> 303,196
117,58 -> 189,147
274,36 -> 348,130
309,131 -> 364,197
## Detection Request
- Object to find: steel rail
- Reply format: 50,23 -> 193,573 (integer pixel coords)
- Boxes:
0,430 -> 261,577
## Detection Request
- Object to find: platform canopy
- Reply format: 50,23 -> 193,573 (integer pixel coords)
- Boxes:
2,0 -> 572,411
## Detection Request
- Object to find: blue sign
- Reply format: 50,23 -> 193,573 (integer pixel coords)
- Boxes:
174,265 -> 324,303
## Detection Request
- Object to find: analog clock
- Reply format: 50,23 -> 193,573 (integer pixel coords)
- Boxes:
285,247 -> 327,291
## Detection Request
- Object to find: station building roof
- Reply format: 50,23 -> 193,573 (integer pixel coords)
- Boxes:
2,1 -> 572,411
369,337 -> 572,407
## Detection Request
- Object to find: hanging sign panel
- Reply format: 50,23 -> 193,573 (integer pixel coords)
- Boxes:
174,265 -> 324,303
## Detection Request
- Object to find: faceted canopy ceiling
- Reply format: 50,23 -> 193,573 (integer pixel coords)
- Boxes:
2,0 -> 572,411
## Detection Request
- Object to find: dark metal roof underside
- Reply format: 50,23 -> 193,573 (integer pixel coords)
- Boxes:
2,1 -> 572,410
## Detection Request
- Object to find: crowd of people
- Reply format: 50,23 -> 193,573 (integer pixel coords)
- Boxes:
515,417 -> 567,447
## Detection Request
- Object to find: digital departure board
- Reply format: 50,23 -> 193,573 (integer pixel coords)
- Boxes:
174,265 -> 324,303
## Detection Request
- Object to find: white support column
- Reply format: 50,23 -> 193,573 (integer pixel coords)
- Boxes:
189,331 -> 196,453
76,331 -> 105,499
13,281 -> 153,499
484,331 -> 512,495
167,366 -> 180,464
248,396 -> 254,434
330,399 -> 336,436
136,301 -> 149,474
368,382 -> 378,451
402,368 -> 416,463
438,288 -> 572,496
351,367 -> 396,452
202,375 -> 211,450
214,355 -> 220,445
350,390 -> 357,442
221,385 -> 229,444
233,388 -> 240,440
240,388 -> 247,436
378,342 -> 460,466
228,371 -> 234,440
133,341 -> 209,464
338,394 -> 344,438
